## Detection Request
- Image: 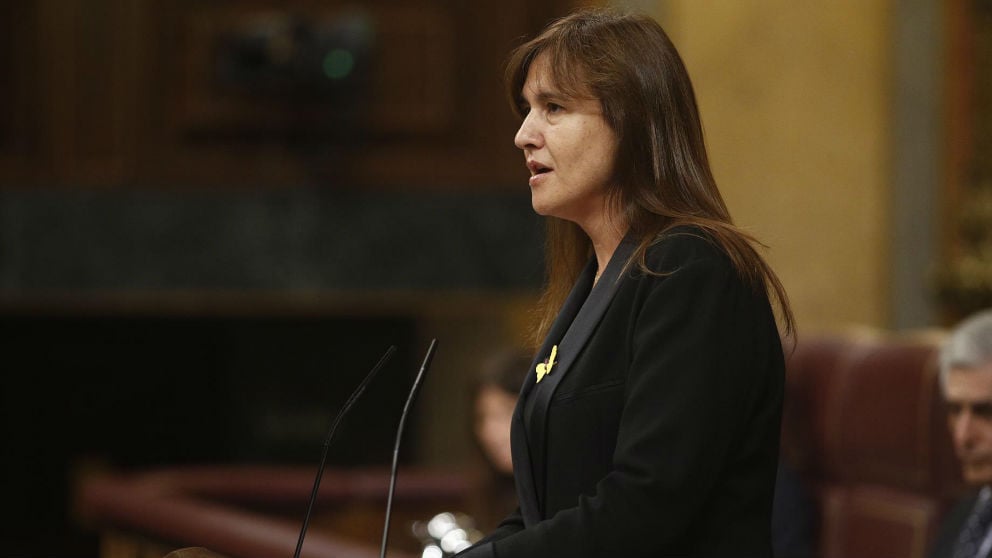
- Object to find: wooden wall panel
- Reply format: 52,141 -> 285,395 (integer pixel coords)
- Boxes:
32,0 -> 141,185
0,0 -> 575,190
934,0 -> 992,320
0,2 -> 43,182
177,5 -> 456,136
146,0 -> 558,189
943,0 -> 975,253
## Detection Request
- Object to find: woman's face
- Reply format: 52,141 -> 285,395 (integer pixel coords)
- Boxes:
474,386 -> 517,475
514,53 -> 619,231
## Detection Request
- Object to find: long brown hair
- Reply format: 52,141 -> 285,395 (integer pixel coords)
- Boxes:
506,8 -> 796,345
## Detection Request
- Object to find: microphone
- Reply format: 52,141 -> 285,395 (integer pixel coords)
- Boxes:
293,345 -> 397,558
380,338 -> 438,558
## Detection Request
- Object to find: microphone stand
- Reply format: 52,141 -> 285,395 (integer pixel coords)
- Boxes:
380,339 -> 438,558
293,345 -> 397,558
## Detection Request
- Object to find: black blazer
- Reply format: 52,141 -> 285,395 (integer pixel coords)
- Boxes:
459,227 -> 785,558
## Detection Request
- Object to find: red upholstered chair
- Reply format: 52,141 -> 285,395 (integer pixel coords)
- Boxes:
783,333 -> 964,558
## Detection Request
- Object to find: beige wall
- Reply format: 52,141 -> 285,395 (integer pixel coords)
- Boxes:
658,2 -> 893,331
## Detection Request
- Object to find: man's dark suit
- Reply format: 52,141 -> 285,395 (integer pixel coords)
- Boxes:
929,492 -> 991,558
458,227 -> 785,558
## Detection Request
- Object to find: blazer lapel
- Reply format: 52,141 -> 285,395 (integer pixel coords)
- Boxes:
510,257 -> 596,527
520,260 -> 596,401
511,235 -> 637,525
531,236 -> 635,401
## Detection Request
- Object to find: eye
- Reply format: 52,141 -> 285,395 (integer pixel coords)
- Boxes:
974,402 -> 992,419
547,102 -> 563,114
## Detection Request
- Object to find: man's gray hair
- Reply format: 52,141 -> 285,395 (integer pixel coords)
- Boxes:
940,309 -> 992,393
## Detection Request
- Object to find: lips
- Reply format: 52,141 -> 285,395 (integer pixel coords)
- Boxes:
526,160 -> 552,188
527,160 -> 553,176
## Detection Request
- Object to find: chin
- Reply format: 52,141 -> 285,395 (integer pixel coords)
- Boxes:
530,202 -> 573,223
963,465 -> 992,486
529,192 -> 562,217
530,198 -> 552,217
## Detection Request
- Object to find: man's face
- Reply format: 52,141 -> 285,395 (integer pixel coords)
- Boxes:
946,364 -> 992,484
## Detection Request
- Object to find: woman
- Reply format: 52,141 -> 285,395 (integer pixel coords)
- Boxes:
473,349 -> 533,479
470,349 -> 533,532
457,8 -> 794,558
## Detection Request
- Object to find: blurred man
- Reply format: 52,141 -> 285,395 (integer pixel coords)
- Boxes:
931,310 -> 992,558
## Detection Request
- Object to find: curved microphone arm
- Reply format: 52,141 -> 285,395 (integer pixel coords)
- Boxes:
293,345 -> 397,558
380,339 -> 438,558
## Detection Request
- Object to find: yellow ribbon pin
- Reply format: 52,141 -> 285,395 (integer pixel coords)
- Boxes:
535,345 -> 558,383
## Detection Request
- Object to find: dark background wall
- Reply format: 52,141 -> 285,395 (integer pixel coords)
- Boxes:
0,0 -> 574,555
0,189 -> 542,291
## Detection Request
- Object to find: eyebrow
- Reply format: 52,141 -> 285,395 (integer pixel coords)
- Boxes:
947,398 -> 992,408
944,399 -> 992,411
519,87 -> 567,107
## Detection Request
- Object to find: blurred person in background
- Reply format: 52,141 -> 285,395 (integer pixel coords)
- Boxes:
470,348 -> 533,531
930,309 -> 992,558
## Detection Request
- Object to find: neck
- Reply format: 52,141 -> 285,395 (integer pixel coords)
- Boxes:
581,217 -> 627,283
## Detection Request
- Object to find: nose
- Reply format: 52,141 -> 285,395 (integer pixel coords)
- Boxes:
514,111 -> 542,151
